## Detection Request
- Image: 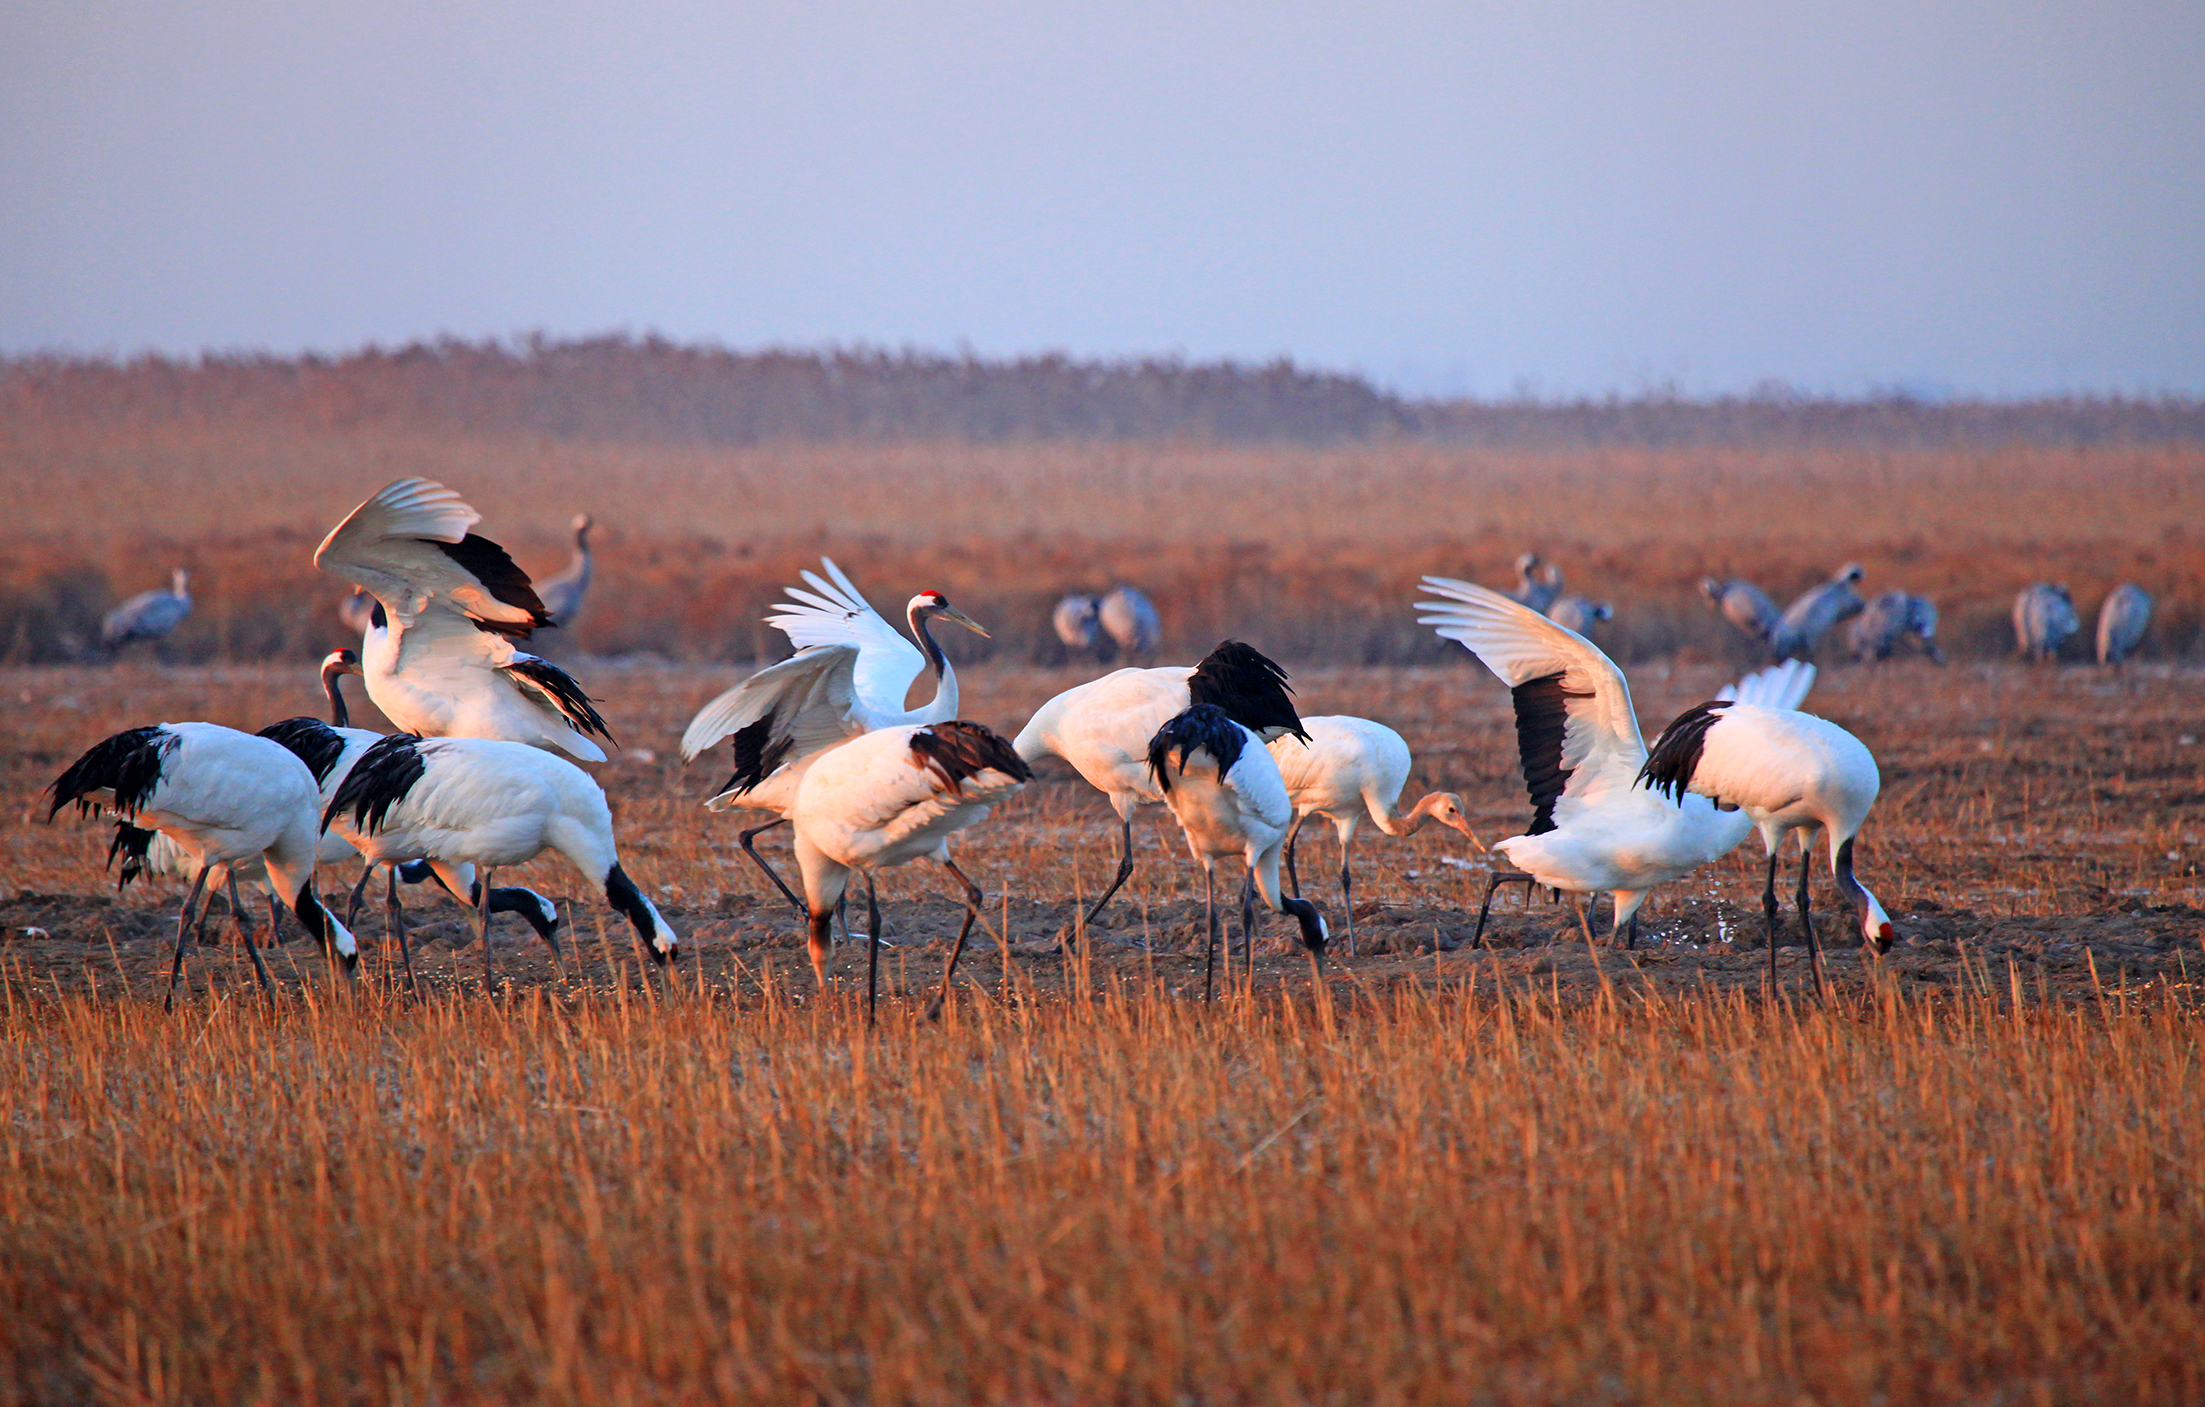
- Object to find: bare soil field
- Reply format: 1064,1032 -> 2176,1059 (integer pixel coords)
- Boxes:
4,656 -> 2204,1402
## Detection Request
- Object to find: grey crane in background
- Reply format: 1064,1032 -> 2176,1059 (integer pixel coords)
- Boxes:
1771,563 -> 1866,659
1847,591 -> 1942,663
536,514 -> 595,629
1547,595 -> 1612,635
2013,583 -> 2079,661
1701,576 -> 1780,654
1099,584 -> 1161,660
1508,552 -> 1562,613
2096,584 -> 2152,665
1053,594 -> 1107,660
100,568 -> 192,657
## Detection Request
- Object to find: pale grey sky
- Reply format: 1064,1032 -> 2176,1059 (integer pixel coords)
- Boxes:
2,0 -> 2200,397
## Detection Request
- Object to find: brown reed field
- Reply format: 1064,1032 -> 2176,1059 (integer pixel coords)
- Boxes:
4,356 -> 2203,1400
4,648 -> 2203,1403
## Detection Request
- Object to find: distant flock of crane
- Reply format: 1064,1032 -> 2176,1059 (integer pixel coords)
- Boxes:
48,475 -> 2145,1017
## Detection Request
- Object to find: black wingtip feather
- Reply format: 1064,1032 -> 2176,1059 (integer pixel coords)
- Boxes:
107,822 -> 156,891
322,733 -> 426,835
1510,673 -> 1592,835
1146,703 -> 1248,795
715,711 -> 795,798
1638,701 -> 1727,803
502,655 -> 614,741
1188,641 -> 1305,741
434,534 -> 553,638
257,717 -> 352,784
46,726 -> 175,821
908,721 -> 1033,797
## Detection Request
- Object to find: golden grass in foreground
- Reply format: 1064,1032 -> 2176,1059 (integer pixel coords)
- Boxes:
3,975 -> 2199,1404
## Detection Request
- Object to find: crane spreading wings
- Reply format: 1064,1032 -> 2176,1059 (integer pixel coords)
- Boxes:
1415,577 -> 1652,827
314,478 -> 551,639
764,559 -> 929,719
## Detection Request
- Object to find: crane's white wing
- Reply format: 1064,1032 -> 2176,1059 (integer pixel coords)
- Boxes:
763,558 -> 925,720
314,478 -> 541,634
680,645 -> 869,765
1718,659 -> 1816,711
1416,577 -> 1649,801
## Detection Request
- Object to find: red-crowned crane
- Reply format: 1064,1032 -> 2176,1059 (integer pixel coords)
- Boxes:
314,478 -> 612,761
322,734 -> 678,988
1012,641 -> 1307,929
1147,704 -> 1328,1000
680,560 -> 988,908
2013,582 -> 2080,661
2096,584 -> 2152,665
786,721 -> 1031,1022
536,514 -> 594,629
1268,715 -> 1483,955
1417,578 -> 1815,951
1639,663 -> 1896,991
47,722 -> 357,1007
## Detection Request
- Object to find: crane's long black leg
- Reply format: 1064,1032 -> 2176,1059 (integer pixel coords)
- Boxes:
928,857 -> 986,1021
1202,866 -> 1218,1004
477,865 -> 497,994
1283,814 -> 1306,899
1240,871 -> 1257,982
346,862 -> 378,930
1472,872 -> 1536,948
227,873 -> 274,998
1339,849 -> 1357,958
385,865 -> 419,996
1627,911 -> 1640,952
1764,849 -> 1782,991
1083,814 -> 1138,926
865,872 -> 881,1028
1797,846 -> 1827,1000
738,818 -> 806,916
264,892 -> 284,944
166,868 -> 212,1013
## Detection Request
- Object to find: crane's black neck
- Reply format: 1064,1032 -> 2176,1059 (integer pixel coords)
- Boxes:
908,604 -> 957,713
323,667 -> 351,728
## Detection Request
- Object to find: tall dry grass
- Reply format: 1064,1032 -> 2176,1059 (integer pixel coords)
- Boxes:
1,973 -> 2198,1404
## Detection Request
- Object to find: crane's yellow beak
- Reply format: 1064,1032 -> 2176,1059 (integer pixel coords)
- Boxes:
942,604 -> 990,639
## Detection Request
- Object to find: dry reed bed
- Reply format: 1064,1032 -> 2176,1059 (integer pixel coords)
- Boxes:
4,433 -> 2201,662
1,975 -> 2199,1404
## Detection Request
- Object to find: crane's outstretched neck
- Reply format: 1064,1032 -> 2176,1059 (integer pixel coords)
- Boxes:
908,603 -> 958,718
322,661 -> 353,728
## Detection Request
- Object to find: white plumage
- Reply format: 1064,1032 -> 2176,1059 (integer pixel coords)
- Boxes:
1012,641 -> 1306,928
314,477 -> 612,761
47,721 -> 357,1005
1641,665 -> 1895,987
1098,585 -> 1161,658
1267,715 -> 1482,955
679,561 -> 987,909
788,721 -> 1031,1019
1417,579 -> 1812,945
323,735 -> 677,985
1147,705 -> 1329,999
1772,563 -> 1867,659
1701,576 -> 1780,653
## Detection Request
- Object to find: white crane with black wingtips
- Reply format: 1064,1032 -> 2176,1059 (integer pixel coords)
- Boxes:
321,734 -> 678,988
47,722 -> 357,1007
784,719 -> 1031,1023
314,478 -> 612,761
680,561 -> 989,909
1640,662 -> 1895,993
1147,704 -> 1329,1001
1012,641 -> 1308,931
1416,579 -> 1813,951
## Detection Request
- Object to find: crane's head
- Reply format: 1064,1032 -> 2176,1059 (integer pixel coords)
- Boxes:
1514,551 -> 1541,575
320,648 -> 361,678
572,513 -> 593,538
1699,577 -> 1725,601
1836,562 -> 1866,584
908,591 -> 989,638
1417,792 -> 1487,851
171,567 -> 191,596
